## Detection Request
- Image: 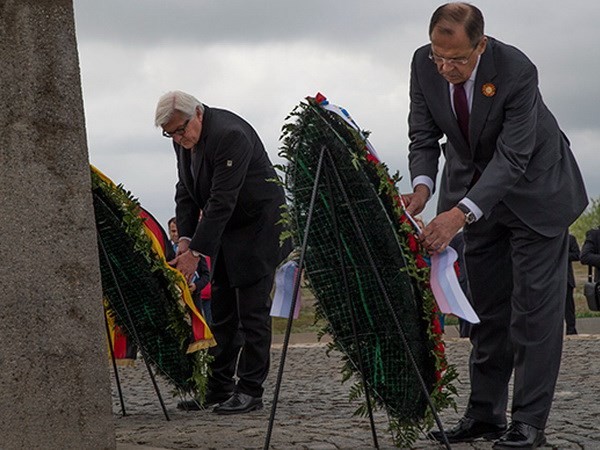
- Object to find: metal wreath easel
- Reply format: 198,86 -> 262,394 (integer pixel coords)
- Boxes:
97,234 -> 171,422
263,145 -> 451,450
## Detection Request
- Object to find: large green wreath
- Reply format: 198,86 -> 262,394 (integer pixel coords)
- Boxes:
277,96 -> 457,446
92,167 -> 213,397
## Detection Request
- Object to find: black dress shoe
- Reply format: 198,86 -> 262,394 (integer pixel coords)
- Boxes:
213,392 -> 263,415
493,421 -> 546,449
428,416 -> 507,443
177,390 -> 233,411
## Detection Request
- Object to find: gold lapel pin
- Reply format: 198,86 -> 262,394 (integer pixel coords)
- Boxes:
482,83 -> 496,97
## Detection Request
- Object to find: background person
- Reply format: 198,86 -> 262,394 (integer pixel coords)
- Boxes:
167,217 -> 210,326
199,254 -> 213,326
580,227 -> 600,282
403,3 -> 587,448
168,216 -> 179,254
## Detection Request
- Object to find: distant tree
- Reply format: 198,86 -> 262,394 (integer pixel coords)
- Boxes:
570,197 -> 600,243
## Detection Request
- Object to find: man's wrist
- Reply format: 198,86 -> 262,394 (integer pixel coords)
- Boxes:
414,184 -> 431,198
456,203 -> 476,225
189,249 -> 202,258
412,176 -> 434,199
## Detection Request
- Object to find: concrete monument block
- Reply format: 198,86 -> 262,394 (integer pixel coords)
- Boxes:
0,1 -> 115,448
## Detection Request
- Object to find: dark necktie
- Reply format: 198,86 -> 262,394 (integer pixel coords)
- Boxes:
453,82 -> 470,143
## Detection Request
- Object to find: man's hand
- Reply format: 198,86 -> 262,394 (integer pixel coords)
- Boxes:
420,207 -> 466,254
170,250 -> 200,283
403,184 -> 430,216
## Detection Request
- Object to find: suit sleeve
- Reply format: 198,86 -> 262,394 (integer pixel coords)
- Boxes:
175,178 -> 199,239
173,143 -> 200,239
465,63 -> 540,216
189,128 -> 253,256
407,52 -> 443,190
580,230 -> 600,268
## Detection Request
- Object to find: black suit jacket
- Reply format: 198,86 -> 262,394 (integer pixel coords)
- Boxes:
408,37 -> 587,236
581,228 -> 600,282
173,105 -> 291,287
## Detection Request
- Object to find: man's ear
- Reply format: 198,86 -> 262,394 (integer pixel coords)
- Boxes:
479,36 -> 488,54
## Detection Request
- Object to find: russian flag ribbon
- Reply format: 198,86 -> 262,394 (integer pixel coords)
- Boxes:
430,247 -> 480,324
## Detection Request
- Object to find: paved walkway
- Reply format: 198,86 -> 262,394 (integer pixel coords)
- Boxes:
113,320 -> 600,449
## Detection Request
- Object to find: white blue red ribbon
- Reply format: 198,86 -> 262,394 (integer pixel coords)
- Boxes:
430,247 -> 480,324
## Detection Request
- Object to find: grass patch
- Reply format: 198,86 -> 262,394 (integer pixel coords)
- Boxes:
272,288 -> 325,334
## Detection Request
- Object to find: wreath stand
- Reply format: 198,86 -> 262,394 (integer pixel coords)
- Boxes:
98,235 -> 171,421
263,146 -> 451,450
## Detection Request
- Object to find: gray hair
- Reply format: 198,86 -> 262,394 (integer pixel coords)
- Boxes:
154,90 -> 205,127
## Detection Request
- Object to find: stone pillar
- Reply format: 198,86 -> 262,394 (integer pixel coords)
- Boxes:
0,1 -> 115,448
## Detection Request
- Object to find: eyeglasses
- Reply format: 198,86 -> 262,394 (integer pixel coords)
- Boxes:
428,46 -> 477,66
162,118 -> 190,138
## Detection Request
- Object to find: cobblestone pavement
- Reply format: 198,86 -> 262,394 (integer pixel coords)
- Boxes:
114,334 -> 600,450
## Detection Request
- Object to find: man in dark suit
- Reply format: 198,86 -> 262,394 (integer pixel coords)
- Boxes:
581,227 -> 600,282
403,4 -> 587,449
565,234 -> 580,335
155,90 -> 291,414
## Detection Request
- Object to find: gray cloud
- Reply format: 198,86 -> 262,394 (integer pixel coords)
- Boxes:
74,1 -> 424,47
74,0 -> 600,226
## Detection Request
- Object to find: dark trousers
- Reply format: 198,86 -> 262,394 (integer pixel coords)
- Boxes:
459,318 -> 472,338
463,203 -> 567,429
565,287 -> 577,334
208,259 -> 274,398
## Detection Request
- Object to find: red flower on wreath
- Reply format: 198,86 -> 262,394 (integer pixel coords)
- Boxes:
407,233 -> 419,253
366,153 -> 379,164
431,314 -> 443,335
415,254 -> 428,269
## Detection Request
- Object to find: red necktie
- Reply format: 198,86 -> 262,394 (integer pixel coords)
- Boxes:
453,82 -> 469,142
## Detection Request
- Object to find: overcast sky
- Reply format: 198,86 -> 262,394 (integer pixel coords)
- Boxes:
73,1 -> 600,227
